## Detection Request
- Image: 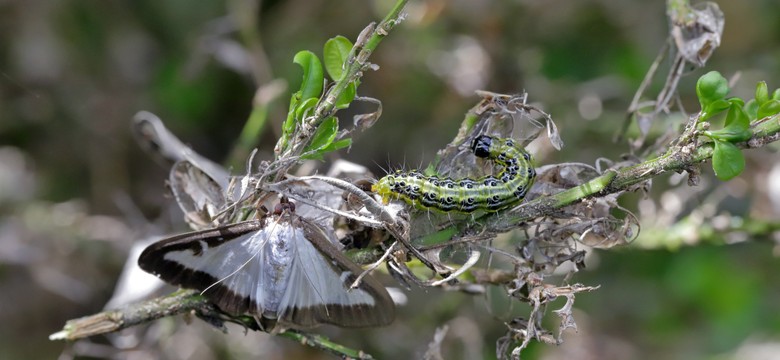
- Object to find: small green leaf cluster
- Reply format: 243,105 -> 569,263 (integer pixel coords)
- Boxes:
695,71 -> 780,180
277,36 -> 358,160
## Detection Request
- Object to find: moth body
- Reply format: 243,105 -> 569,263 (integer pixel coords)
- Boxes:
138,211 -> 395,329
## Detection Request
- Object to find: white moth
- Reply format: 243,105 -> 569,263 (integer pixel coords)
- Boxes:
138,206 -> 395,329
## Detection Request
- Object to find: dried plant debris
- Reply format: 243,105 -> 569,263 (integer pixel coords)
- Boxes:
133,111 -> 230,187
496,284 -> 600,359
169,160 -> 229,230
359,93 -> 635,356
352,96 -> 384,131
669,2 -> 724,67
122,89 -> 642,358
524,160 -> 639,249
623,2 -> 724,150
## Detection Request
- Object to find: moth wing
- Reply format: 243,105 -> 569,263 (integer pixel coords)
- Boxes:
169,160 -> 227,230
275,219 -> 395,328
138,220 -> 275,315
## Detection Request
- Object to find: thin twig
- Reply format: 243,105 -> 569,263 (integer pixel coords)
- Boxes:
55,114 -> 780,342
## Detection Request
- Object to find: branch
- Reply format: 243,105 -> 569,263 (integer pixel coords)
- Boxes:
279,0 -> 408,162
50,290 -> 215,341
55,114 -> 776,343
50,289 -> 374,359
432,113 -> 780,240
52,3 -> 410,358
50,104 -> 778,360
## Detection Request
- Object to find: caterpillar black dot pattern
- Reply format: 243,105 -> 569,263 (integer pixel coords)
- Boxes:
372,135 -> 536,213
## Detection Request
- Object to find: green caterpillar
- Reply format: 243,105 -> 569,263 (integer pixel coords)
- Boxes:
372,135 -> 536,213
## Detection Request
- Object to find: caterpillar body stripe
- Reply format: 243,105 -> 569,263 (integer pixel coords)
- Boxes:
372,135 -> 536,213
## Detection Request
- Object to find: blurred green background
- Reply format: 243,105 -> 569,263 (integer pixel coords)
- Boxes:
1,0 -> 779,359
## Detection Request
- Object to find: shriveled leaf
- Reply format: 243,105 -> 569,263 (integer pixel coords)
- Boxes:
545,114 -> 564,150
132,111 -> 229,187
353,96 -> 383,131
712,140 -> 745,181
293,50 -> 324,101
323,35 -> 353,81
169,160 -> 227,230
669,2 -> 723,67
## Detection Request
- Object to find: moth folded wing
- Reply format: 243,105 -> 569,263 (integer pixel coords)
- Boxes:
137,220 -> 272,316
169,160 -> 228,230
274,219 -> 396,328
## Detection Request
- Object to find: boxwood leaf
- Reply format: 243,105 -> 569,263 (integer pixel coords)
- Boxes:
323,36 -> 353,81
293,51 -> 324,101
744,99 -> 759,120
712,140 -> 745,181
303,116 -> 338,157
696,71 -> 729,118
708,104 -> 752,142
755,81 -> 769,106
757,99 -> 780,119
335,82 -> 357,109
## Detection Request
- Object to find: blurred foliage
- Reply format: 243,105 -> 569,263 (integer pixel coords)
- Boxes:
1,0 -> 780,359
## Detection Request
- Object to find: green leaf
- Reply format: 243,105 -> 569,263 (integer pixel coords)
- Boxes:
304,116 -> 339,155
772,88 -> 780,101
755,81 -> 769,106
707,104 -> 752,142
712,140 -> 745,181
278,93 -> 302,154
283,94 -> 300,133
321,137 -> 352,153
757,99 -> 780,119
295,97 -> 319,122
323,36 -> 353,81
293,51 -> 324,101
696,71 -> 729,118
724,103 -> 749,128
702,99 -> 730,121
744,99 -> 759,120
727,97 -> 744,108
335,82 -> 357,109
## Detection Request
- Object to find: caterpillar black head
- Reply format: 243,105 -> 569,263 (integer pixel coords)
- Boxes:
471,135 -> 493,158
